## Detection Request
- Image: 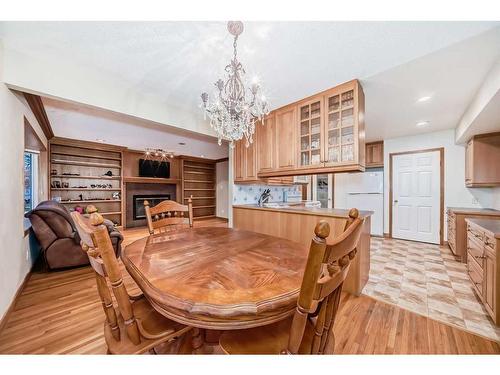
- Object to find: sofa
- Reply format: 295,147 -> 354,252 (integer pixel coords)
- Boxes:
25,200 -> 123,270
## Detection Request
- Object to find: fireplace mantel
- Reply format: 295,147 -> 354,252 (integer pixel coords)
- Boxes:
123,177 -> 180,184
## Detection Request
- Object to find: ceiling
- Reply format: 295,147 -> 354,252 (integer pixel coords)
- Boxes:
42,97 -> 229,159
1,21 -> 499,143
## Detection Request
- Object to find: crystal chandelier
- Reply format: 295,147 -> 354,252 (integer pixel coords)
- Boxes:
201,21 -> 270,148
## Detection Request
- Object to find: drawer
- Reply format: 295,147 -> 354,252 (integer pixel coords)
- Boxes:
467,225 -> 484,243
485,234 -> 496,254
467,254 -> 483,295
467,238 -> 485,269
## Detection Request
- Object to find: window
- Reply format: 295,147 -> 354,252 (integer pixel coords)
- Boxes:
24,151 -> 39,213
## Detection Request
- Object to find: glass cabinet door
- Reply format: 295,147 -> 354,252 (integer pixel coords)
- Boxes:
299,100 -> 322,167
325,88 -> 355,164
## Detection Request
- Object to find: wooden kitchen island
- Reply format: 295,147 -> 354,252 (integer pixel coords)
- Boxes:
233,205 -> 373,296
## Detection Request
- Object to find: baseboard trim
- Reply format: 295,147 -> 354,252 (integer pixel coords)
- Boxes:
215,216 -> 229,222
0,270 -> 32,335
383,233 -> 391,239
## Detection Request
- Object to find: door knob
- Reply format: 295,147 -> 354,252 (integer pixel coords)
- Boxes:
394,200 -> 398,204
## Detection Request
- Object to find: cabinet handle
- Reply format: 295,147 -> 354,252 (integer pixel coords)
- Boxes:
474,255 -> 486,260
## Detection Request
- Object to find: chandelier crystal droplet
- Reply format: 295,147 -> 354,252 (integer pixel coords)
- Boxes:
201,21 -> 270,148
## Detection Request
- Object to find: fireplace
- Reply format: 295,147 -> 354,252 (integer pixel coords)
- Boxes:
133,194 -> 171,220
125,182 -> 177,228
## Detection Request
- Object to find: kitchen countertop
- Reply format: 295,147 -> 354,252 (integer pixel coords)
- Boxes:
233,204 -> 374,219
465,218 -> 500,239
447,207 -> 500,216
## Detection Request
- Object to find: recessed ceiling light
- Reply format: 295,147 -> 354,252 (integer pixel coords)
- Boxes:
96,139 -> 105,143
178,142 -> 186,146
200,155 -> 205,158
416,121 -> 430,127
417,96 -> 432,103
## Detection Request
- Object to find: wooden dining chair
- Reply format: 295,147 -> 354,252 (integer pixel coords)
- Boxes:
219,208 -> 364,355
144,198 -> 193,235
71,211 -> 192,354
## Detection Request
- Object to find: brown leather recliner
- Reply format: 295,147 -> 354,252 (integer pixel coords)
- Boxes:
25,200 -> 123,270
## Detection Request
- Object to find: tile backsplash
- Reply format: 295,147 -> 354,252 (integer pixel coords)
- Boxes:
233,184 -> 302,205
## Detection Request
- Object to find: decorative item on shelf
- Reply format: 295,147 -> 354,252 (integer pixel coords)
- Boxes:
78,194 -> 83,201
51,169 -> 57,175
143,148 -> 175,161
85,205 -> 98,214
52,196 -> 62,203
62,182 -> 69,188
200,21 -> 270,148
112,192 -> 120,200
103,170 -> 113,177
73,205 -> 84,214
62,172 -> 80,176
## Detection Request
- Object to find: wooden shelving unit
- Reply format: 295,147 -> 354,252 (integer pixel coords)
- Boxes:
181,157 -> 217,219
49,138 -> 125,226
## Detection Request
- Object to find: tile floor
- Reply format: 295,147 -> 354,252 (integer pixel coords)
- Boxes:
363,237 -> 500,342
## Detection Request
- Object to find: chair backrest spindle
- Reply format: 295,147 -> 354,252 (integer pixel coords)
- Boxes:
287,208 -> 364,354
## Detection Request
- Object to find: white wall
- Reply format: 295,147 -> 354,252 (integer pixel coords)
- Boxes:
383,129 -> 496,238
0,42 -> 48,321
216,161 -> 229,219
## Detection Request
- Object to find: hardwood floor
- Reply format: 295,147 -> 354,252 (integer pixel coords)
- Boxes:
0,218 -> 498,354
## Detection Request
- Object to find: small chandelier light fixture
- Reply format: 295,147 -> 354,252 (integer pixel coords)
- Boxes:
201,21 -> 270,148
143,148 -> 175,161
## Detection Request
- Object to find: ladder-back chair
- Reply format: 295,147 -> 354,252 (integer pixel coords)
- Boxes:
71,211 -> 192,354
144,198 -> 193,235
219,208 -> 364,354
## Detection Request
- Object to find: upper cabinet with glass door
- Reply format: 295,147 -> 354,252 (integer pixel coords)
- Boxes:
323,81 -> 364,170
297,79 -> 365,173
257,79 -> 365,178
299,99 -> 323,169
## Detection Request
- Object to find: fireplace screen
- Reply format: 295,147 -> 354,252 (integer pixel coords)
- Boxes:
133,194 -> 171,220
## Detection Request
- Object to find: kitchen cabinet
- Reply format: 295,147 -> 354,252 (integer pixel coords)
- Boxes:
446,207 -> 500,263
465,218 -> 500,325
298,98 -> 323,169
465,132 -> 500,187
258,79 -> 365,177
366,141 -> 384,168
234,119 -> 293,186
275,105 -> 297,171
256,113 -> 276,174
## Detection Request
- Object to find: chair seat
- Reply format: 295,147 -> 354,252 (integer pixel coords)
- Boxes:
219,316 -> 316,355
105,296 -> 191,354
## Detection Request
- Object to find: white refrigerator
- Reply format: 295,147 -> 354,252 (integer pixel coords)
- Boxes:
334,170 -> 384,236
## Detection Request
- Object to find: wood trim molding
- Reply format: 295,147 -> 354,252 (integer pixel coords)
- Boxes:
0,271 -> 32,336
50,136 -> 126,152
215,157 -> 229,163
389,147 -> 445,246
24,117 -> 46,152
23,93 -> 54,140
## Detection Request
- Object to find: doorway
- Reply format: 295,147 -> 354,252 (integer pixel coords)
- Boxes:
389,148 -> 444,245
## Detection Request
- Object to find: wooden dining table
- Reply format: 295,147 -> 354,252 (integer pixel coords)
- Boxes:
121,226 -> 310,349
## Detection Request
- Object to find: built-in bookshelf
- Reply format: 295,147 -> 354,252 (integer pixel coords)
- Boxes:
181,157 -> 216,219
49,138 -> 125,227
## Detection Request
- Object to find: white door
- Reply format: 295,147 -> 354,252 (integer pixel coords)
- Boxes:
392,151 -> 440,244
313,174 -> 333,208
